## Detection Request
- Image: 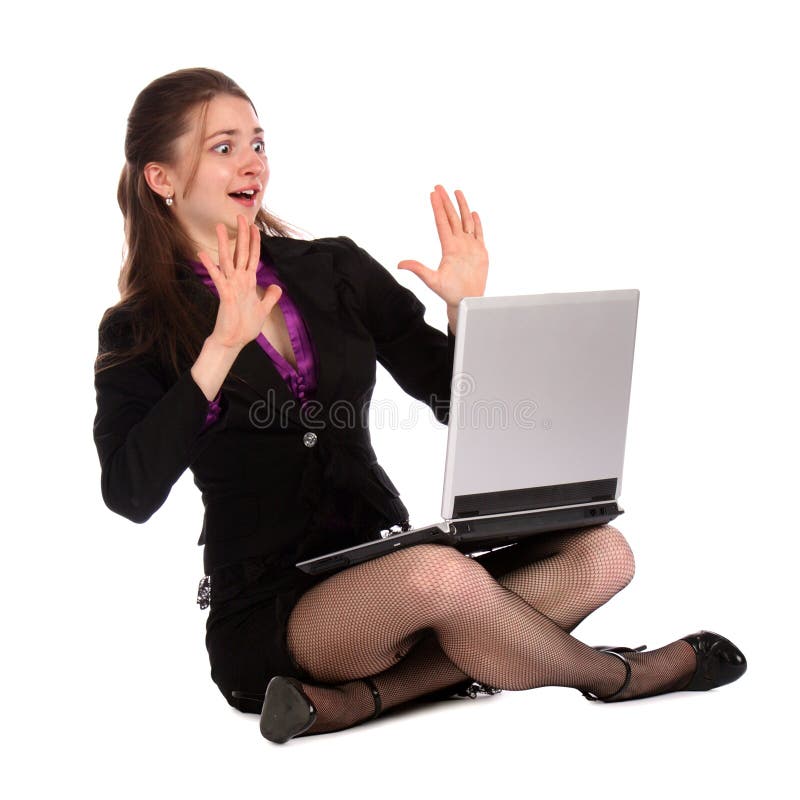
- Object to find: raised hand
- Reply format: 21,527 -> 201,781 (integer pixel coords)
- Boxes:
397,185 -> 489,309
197,214 -> 283,351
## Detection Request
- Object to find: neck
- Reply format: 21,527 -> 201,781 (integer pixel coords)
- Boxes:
186,253 -> 268,286
187,225 -> 244,267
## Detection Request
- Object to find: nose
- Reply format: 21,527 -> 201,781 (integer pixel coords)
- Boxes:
240,146 -> 266,176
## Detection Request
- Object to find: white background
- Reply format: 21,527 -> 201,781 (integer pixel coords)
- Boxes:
2,0 -> 797,796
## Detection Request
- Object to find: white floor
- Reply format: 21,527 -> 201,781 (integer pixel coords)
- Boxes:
10,557 -> 786,800
18,648 -> 778,799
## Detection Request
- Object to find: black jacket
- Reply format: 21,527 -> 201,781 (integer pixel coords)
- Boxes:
93,234 -> 455,575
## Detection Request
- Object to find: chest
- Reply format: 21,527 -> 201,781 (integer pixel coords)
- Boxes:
258,290 -> 298,371
238,277 -> 378,411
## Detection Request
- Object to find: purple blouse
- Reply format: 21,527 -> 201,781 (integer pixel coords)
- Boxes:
187,256 -> 319,430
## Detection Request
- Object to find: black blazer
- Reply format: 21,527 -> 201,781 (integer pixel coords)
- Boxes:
93,234 -> 455,574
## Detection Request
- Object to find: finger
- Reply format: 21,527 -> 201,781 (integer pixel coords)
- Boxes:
197,250 -> 221,281
260,283 -> 283,313
454,189 -> 473,233
430,190 -> 453,245
473,211 -> 484,243
247,224 -> 261,272
198,251 -> 226,294
434,184 -> 461,233
216,224 -> 232,276
398,259 -> 439,292
233,214 -> 248,270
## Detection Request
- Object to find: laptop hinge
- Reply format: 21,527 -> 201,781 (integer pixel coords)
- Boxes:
452,478 -> 617,519
449,501 -> 625,550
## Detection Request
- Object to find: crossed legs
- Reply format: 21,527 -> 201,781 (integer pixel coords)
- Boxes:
285,524 -> 696,734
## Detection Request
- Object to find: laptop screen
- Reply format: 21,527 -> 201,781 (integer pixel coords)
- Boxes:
441,289 -> 639,520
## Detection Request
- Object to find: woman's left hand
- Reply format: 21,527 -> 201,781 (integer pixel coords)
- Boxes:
398,185 -> 489,309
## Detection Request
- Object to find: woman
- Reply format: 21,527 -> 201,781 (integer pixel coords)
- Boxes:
94,67 -> 746,745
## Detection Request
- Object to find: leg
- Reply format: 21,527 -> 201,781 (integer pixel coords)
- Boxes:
477,523 -> 637,632
285,542 -> 697,734
292,629 -> 472,735
286,524 -> 636,734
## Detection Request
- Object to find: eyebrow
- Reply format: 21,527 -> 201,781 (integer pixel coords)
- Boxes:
204,127 -> 264,141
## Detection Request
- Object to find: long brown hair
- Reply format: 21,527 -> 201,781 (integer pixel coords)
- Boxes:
95,67 -> 302,380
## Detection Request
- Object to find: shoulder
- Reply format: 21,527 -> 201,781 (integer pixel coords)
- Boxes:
263,235 -> 421,324
262,233 -> 396,293
97,302 -> 139,353
95,300 -> 166,381
261,233 -> 363,265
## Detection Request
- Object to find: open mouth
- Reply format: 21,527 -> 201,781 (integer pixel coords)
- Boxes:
229,189 -> 257,200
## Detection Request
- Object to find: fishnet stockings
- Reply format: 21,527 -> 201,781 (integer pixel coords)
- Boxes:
285,525 -> 697,735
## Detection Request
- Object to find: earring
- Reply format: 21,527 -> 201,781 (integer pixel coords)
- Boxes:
165,194 -> 174,207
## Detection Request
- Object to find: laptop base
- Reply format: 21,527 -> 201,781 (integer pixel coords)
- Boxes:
296,502 -> 623,575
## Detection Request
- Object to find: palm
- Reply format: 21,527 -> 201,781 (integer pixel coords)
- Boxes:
398,185 -> 488,307
198,216 -> 283,350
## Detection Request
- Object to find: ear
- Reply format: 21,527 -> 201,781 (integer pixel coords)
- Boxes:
143,162 -> 174,200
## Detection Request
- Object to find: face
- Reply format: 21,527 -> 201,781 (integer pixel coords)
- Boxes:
162,93 -> 269,257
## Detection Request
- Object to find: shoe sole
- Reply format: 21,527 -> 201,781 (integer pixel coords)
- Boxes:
260,676 -> 317,744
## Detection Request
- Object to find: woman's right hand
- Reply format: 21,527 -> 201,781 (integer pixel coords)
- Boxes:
197,214 -> 283,351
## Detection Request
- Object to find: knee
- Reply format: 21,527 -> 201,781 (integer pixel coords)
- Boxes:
399,543 -> 484,606
567,524 -> 636,593
606,524 -> 636,587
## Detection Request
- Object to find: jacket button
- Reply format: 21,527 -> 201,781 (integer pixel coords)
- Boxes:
303,431 -> 318,448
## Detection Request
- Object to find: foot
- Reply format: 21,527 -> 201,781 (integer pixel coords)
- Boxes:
584,631 -> 746,702
261,677 -> 382,742
676,630 -> 747,691
260,677 -> 317,744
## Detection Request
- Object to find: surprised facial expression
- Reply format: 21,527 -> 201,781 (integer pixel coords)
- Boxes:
168,93 -> 269,253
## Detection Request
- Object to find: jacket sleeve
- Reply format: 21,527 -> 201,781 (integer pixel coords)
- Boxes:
339,236 -> 456,425
200,389 -> 223,432
92,310 -> 227,523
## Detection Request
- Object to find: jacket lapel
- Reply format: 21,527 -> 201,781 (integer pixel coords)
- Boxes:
227,236 -> 345,425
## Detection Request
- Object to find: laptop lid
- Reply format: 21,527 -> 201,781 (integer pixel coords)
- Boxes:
441,289 -> 640,520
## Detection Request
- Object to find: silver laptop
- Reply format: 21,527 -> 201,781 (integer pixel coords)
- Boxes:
296,288 -> 640,575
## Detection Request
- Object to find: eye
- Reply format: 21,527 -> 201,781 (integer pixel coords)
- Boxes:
212,142 -> 231,155
253,140 -> 267,154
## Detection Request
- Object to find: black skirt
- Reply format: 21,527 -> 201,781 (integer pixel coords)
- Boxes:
204,554 -> 327,713
203,485 -> 403,714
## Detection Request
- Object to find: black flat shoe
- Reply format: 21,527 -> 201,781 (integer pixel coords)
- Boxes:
679,630 -> 747,691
